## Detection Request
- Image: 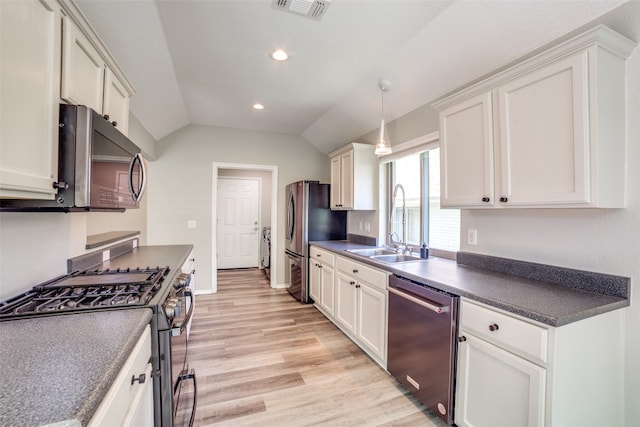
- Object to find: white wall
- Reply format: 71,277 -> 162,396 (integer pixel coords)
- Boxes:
145,124 -> 331,293
0,212 -> 87,300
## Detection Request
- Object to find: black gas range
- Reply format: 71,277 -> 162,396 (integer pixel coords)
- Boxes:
0,265 -> 196,427
0,267 -> 169,317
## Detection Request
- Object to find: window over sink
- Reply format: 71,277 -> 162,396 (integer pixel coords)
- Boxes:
383,139 -> 460,255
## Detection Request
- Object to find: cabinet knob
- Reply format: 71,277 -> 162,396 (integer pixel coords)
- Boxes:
349,281 -> 355,285
356,284 -> 360,288
458,335 -> 467,342
131,373 -> 146,385
53,181 -> 69,190
111,120 -> 118,127
488,323 -> 499,332
353,269 -> 358,274
499,197 -> 508,203
317,254 -> 321,257
318,265 -> 322,269
481,196 -> 490,203
103,114 -> 110,121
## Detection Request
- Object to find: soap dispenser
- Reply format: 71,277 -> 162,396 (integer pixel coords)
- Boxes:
420,243 -> 429,259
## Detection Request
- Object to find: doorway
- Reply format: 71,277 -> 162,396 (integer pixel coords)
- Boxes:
216,178 -> 260,269
212,163 -> 278,293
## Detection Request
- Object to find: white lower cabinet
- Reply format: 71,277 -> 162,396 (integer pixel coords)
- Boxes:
88,326 -> 153,427
334,255 -> 388,366
309,247 -> 336,315
309,246 -> 389,368
456,332 -> 546,427
455,299 -> 624,427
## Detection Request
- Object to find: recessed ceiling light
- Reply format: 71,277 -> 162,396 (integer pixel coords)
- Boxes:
271,49 -> 289,61
253,103 -> 265,110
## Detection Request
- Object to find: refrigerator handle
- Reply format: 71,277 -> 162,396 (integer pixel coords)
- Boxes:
286,190 -> 295,241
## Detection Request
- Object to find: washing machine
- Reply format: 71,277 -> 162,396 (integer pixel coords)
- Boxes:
261,226 -> 271,279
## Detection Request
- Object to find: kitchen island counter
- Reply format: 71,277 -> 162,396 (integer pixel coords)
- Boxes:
311,240 -> 629,326
0,308 -> 152,427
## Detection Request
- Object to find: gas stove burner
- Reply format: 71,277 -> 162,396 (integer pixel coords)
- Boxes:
0,266 -> 170,318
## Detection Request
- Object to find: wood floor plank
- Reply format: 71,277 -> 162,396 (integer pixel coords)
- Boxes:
188,268 -> 448,426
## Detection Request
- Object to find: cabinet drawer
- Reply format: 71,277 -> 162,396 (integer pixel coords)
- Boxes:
310,247 -> 335,267
460,300 -> 548,365
336,256 -> 387,291
89,326 -> 152,427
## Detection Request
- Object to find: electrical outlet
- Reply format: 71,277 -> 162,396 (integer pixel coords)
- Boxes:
467,229 -> 478,246
187,220 -> 197,229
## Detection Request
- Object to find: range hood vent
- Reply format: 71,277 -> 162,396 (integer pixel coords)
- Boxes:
272,0 -> 332,21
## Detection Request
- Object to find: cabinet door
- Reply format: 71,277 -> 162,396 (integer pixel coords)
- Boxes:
330,156 -> 342,208
309,261 -> 321,303
122,362 -> 154,427
356,282 -> 386,361
339,151 -> 354,209
319,264 -> 335,315
89,327 -> 153,427
497,51 -> 589,206
335,272 -> 357,334
0,0 -> 60,200
103,67 -> 130,135
455,332 -> 546,427
439,92 -> 494,207
61,16 -> 105,113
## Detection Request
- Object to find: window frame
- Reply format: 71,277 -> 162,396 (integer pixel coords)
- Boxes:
379,132 -> 459,259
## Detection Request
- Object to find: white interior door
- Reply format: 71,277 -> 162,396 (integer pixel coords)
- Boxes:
217,178 -> 260,269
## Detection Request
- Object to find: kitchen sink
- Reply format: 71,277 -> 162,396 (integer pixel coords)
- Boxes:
347,248 -> 396,257
370,254 -> 423,263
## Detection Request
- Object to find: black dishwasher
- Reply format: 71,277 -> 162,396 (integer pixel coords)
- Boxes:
387,275 -> 459,425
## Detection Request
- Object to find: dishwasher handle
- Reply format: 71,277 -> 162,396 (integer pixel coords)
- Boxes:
388,286 -> 450,314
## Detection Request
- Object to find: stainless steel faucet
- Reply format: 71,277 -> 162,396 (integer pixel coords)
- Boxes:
390,183 -> 409,254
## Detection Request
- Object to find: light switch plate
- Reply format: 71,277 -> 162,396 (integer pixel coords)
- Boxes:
187,220 -> 197,229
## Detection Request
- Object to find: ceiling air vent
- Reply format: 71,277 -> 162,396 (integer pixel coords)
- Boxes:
272,0 -> 332,21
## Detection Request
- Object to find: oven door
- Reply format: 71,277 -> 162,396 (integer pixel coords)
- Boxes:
170,289 -> 197,427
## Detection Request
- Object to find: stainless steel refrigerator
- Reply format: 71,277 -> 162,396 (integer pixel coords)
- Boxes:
285,181 -> 347,303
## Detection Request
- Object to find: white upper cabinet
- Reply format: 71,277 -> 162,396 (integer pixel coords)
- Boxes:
61,16 -> 105,113
0,0 -> 61,200
497,52 -> 589,206
61,15 -> 132,135
1,0 -> 136,203
434,25 -> 636,209
439,92 -> 495,207
103,68 -> 130,135
329,143 -> 377,210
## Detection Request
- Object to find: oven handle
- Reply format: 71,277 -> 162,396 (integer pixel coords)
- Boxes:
388,286 -> 449,314
172,290 -> 195,336
173,368 -> 197,427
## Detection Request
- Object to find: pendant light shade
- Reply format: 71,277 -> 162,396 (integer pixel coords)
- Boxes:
375,79 -> 392,156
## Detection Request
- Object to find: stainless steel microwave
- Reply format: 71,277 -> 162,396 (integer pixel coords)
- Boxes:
1,104 -> 146,212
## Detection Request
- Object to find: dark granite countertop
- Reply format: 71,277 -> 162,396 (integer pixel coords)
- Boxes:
311,240 -> 630,327
0,308 -> 152,427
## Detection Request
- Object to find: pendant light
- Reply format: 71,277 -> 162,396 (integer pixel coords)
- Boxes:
375,79 -> 392,156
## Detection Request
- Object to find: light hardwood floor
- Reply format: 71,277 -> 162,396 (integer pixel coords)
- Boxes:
186,268 -> 448,426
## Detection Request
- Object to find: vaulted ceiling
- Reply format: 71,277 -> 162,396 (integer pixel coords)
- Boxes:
76,0 -> 629,154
